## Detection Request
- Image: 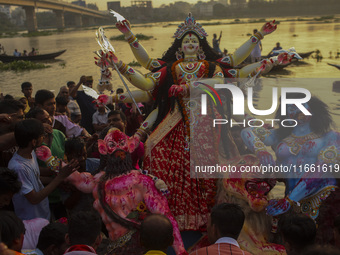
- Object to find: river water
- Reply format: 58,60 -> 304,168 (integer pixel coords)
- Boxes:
1,19 -> 340,124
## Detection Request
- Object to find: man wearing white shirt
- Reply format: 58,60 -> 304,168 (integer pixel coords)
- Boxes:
190,203 -> 251,255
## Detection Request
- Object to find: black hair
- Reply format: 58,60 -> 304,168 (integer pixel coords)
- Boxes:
279,213 -> 316,252
21,82 -> 32,90
0,211 -> 25,248
0,168 -> 21,195
68,211 -> 101,246
37,222 -> 68,251
140,214 -> 173,251
25,107 -> 45,119
108,110 -> 127,122
35,89 -> 55,106
4,94 -> 14,100
67,81 -> 75,88
65,137 -> 85,156
14,119 -> 44,148
0,99 -> 24,114
56,96 -> 69,106
275,94 -> 333,141
210,203 -> 245,240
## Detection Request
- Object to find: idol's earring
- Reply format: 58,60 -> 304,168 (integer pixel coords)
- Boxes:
197,47 -> 206,60
176,48 -> 183,60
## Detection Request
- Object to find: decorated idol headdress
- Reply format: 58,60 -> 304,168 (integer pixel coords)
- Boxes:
173,13 -> 208,39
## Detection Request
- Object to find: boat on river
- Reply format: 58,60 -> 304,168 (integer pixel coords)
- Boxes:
0,49 -> 66,63
328,63 -> 340,70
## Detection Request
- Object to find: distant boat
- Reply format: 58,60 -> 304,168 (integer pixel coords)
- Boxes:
263,50 -> 315,59
328,63 -> 340,70
0,49 -> 66,63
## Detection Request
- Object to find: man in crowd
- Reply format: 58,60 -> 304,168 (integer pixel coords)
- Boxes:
69,76 -> 96,134
64,211 -> 102,255
140,214 -> 175,255
279,213 -> 316,255
250,29 -> 262,62
212,32 -> 222,55
66,82 -> 82,124
190,203 -> 251,255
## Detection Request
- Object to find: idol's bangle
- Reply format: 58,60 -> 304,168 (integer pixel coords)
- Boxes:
254,31 -> 264,40
135,127 -> 149,139
126,34 -> 137,44
117,61 -> 129,75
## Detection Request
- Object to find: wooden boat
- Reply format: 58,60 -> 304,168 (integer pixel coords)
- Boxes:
0,49 -> 66,63
263,50 -> 314,59
328,63 -> 340,70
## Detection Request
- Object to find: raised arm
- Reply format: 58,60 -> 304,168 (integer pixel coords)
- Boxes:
96,52 -> 162,91
142,176 -> 187,255
241,126 -> 278,166
224,20 -> 277,67
66,171 -> 104,194
116,20 -> 159,71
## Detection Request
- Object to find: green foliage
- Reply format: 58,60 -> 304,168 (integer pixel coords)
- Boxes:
0,60 -> 50,71
201,22 -> 221,26
22,31 -> 53,37
110,33 -> 153,41
128,60 -> 141,66
0,31 -> 19,38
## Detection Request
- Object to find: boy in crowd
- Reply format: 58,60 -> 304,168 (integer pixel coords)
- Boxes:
0,211 -> 25,253
21,82 -> 35,112
8,119 -> 78,220
56,96 -> 70,118
36,222 -> 68,255
61,137 -> 99,215
64,211 -> 102,255
92,102 -> 110,135
35,90 -> 90,138
0,100 -> 25,168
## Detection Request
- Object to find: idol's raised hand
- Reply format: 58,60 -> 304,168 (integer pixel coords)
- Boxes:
266,198 -> 291,216
116,20 -> 131,35
260,20 -> 277,36
95,51 -> 119,69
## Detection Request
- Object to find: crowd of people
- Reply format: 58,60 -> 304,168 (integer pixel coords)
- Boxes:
0,13 -> 340,255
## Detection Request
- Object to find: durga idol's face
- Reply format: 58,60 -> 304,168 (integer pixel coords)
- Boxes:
181,33 -> 200,56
